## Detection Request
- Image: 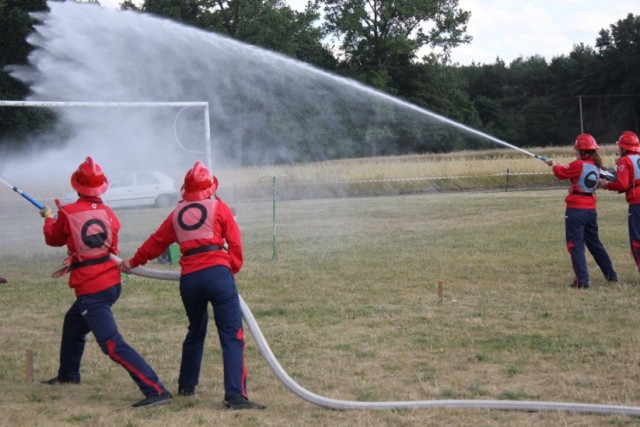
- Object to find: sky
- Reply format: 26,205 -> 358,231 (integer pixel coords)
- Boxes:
98,0 -> 635,65
447,0 -> 635,65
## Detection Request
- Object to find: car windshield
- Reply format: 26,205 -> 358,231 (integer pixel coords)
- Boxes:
110,174 -> 133,188
137,172 -> 160,185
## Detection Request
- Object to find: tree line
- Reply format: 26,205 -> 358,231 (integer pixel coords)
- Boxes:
1,0 -> 639,165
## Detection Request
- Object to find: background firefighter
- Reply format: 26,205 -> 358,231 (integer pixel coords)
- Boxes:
39,156 -> 172,408
600,131 -> 640,272
545,134 -> 618,288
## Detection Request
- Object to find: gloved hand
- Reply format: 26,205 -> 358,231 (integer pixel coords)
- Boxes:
597,178 -> 608,189
119,260 -> 132,274
40,206 -> 54,219
545,158 -> 556,167
600,168 -> 617,182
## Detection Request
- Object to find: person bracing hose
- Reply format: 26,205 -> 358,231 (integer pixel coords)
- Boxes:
120,161 -> 266,410
599,131 -> 640,272
39,157 -> 172,408
545,134 -> 618,288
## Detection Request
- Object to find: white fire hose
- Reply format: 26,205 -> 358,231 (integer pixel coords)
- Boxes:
117,257 -> 640,416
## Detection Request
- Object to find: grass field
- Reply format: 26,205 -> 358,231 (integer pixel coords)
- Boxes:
2,149 -> 640,426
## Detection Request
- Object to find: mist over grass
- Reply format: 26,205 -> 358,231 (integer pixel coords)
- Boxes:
0,145 -> 617,261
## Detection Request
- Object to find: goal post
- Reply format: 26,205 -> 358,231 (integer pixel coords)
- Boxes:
0,100 -> 212,169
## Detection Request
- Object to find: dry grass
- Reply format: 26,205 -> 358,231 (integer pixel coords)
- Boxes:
1,149 -> 639,426
210,145 -> 619,201
215,145 -> 618,185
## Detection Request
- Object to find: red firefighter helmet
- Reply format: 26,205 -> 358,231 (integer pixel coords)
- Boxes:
70,156 -> 108,196
574,133 -> 599,151
181,161 -> 218,201
617,131 -> 640,153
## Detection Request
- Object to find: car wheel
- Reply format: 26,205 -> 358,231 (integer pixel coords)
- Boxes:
155,194 -> 172,208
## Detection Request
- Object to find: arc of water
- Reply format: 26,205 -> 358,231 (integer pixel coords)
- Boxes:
112,256 -> 640,416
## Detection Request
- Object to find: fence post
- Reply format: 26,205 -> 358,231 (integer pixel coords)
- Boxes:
272,176 -> 277,261
505,169 -> 509,192
26,349 -> 34,383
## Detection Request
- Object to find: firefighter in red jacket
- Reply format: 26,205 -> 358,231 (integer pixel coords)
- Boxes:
600,131 -> 640,271
39,157 -> 172,408
545,134 -> 618,288
120,161 -> 265,410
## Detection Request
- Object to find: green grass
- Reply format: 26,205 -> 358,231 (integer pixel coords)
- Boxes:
2,186 -> 640,426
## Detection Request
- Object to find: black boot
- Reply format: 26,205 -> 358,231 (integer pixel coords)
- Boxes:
132,392 -> 173,408
41,376 -> 80,385
225,395 -> 266,410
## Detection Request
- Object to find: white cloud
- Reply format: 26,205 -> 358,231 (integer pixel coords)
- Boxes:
448,0 -> 635,65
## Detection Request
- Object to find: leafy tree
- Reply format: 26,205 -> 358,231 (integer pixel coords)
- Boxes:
323,0 -> 471,89
125,0 -> 207,26
547,45 -> 602,141
390,55 -> 480,150
521,96 -> 562,145
508,56 -> 550,98
595,13 -> 640,134
130,0 -> 336,69
212,0 -> 336,69
458,59 -> 508,129
0,0 -> 54,147
456,56 -> 558,148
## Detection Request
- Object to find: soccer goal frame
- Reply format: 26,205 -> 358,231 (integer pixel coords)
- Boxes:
0,100 -> 212,169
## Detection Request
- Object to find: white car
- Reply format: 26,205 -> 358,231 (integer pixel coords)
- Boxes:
61,171 -> 179,209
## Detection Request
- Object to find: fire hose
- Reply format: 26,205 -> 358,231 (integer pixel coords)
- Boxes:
116,256 -> 640,416
2,178 -> 635,415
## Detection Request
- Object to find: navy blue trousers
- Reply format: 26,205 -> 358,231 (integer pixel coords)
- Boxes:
56,284 -> 167,397
628,204 -> 640,271
565,208 -> 617,286
178,266 -> 246,401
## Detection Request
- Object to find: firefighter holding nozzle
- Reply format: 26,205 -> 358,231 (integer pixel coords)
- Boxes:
599,131 -> 640,272
38,156 -> 172,408
545,134 -> 618,288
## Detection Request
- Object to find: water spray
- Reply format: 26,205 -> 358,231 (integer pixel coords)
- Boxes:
116,256 -> 640,417
0,176 -> 45,210
488,143 -> 548,162
340,90 -> 618,181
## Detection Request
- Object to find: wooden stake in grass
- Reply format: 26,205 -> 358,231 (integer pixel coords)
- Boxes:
25,349 -> 34,383
438,280 -> 443,302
